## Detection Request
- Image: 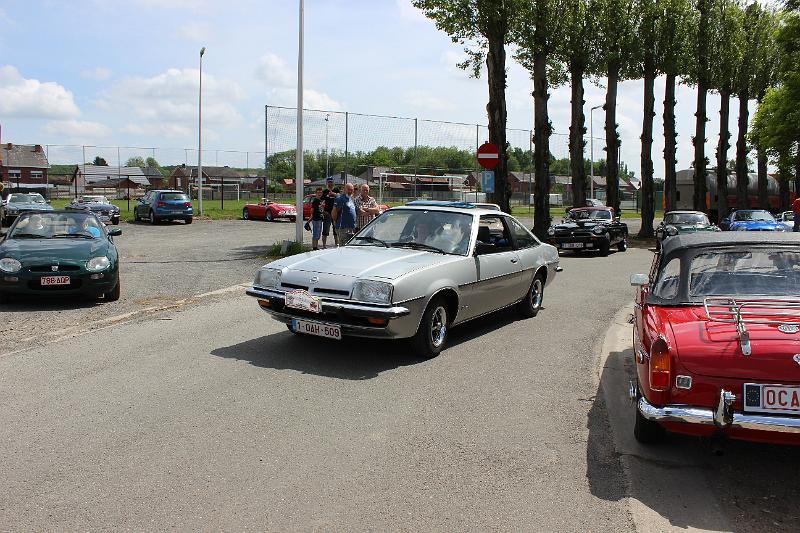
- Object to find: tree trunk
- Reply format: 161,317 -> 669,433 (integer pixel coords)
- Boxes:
485,35 -> 510,213
757,146 -> 769,209
694,81 -> 708,212
716,90 -> 731,222
532,50 -> 551,239
569,65 -> 586,209
639,67 -> 655,237
605,64 -> 620,214
735,91 -> 750,210
663,73 -> 678,212
779,162 -> 790,211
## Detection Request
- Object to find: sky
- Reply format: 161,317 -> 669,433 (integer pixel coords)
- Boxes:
0,0 -> 757,176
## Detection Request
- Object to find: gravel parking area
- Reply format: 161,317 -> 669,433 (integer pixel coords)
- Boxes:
0,219 -> 300,355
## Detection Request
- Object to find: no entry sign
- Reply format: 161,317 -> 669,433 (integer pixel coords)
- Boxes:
476,142 -> 500,170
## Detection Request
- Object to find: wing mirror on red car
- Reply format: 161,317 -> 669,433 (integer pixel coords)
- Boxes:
630,273 -> 648,287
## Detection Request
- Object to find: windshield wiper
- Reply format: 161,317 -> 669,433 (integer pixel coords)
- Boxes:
391,242 -> 446,254
12,233 -> 46,239
352,236 -> 388,247
52,233 -> 94,239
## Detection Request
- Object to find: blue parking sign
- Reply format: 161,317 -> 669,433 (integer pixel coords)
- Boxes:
481,171 -> 495,194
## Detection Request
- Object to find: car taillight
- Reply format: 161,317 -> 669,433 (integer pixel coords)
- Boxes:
649,337 -> 671,391
184,202 -> 191,207
156,201 -> 167,207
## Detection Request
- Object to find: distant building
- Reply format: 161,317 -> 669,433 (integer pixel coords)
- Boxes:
72,165 -> 150,194
0,143 -> 49,191
168,165 -> 246,190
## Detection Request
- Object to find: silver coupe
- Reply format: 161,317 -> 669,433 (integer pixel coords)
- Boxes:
247,203 -> 561,358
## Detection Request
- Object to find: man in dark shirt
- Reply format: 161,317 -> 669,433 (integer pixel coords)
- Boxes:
321,177 -> 337,248
310,187 -> 324,250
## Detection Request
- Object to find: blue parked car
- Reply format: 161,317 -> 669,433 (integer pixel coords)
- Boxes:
0,192 -> 54,227
133,190 -> 193,224
719,209 -> 786,232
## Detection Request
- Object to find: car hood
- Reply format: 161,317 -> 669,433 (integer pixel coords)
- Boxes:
6,203 -> 53,211
270,246 -> 462,280
271,204 -> 295,210
1,238 -> 109,263
552,219 -> 612,231
660,306 -> 800,381
729,220 -> 783,230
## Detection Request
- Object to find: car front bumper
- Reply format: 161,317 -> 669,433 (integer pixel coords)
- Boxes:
246,286 -> 420,339
637,393 -> 800,434
0,270 -> 119,298
547,235 -> 608,250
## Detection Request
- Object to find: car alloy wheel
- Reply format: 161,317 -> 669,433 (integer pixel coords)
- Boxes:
243,209 -> 249,220
149,210 -> 156,224
518,272 -> 545,318
411,296 -> 449,359
617,239 -> 628,252
429,305 -> 447,349
266,210 -> 273,222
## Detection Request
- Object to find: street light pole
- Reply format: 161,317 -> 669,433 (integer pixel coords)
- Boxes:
198,46 -> 205,216
590,105 -> 602,202
294,0 -> 304,243
324,113 -> 330,180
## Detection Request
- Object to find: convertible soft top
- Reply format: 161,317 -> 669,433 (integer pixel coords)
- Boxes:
660,232 -> 800,256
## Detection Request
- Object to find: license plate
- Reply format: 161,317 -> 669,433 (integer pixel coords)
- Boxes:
562,242 -> 584,249
744,383 -> 800,414
41,275 -> 70,286
291,319 -> 341,340
285,289 -> 321,313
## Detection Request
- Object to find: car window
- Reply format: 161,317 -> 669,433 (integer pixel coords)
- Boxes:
689,250 -> 800,297
507,217 -> 537,249
477,215 -> 513,253
665,213 -> 708,225
160,193 -> 189,201
353,209 -> 473,256
652,257 -> 681,300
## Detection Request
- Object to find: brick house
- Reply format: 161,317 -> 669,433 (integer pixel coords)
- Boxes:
0,143 -> 49,192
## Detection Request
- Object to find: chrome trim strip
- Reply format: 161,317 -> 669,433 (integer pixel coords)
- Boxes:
638,396 -> 800,434
246,286 -> 410,318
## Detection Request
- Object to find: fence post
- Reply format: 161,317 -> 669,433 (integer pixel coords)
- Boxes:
344,111 -> 349,179
414,118 -> 418,200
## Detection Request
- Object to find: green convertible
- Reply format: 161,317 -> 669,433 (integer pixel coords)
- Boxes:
0,210 -> 121,304
654,210 -> 720,250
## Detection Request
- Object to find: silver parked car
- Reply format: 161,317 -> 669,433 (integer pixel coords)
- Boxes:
776,211 -> 795,231
247,204 -> 561,358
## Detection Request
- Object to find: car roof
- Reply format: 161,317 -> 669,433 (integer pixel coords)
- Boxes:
731,209 -> 769,213
665,210 -> 705,215
569,206 -> 613,212
397,204 -> 504,215
661,232 -> 800,256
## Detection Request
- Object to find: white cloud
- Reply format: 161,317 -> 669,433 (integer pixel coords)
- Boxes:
43,120 -> 112,140
81,67 -> 112,81
255,53 -> 294,89
255,53 -> 344,111
177,21 -> 213,43
0,65 -> 80,119
103,68 -> 246,139
396,0 -> 428,22
405,89 -> 456,113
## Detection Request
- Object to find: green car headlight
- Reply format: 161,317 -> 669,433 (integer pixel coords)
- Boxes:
255,268 -> 282,289
665,225 -> 678,236
87,256 -> 111,272
0,258 -> 22,273
352,279 -> 393,305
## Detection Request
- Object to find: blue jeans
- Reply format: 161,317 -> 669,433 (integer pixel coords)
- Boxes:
794,217 -> 800,232
311,220 -> 323,240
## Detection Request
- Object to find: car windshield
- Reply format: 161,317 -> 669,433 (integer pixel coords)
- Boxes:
9,193 -> 46,204
569,209 -> 612,220
352,209 -> 473,255
665,213 -> 708,225
160,193 -> 189,201
689,250 -> 800,297
9,212 -> 104,240
81,196 -> 107,203
733,210 -> 773,222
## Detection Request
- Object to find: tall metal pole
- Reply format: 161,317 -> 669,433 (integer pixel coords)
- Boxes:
294,0 -> 305,243
325,113 -> 330,179
476,124 -> 480,203
265,106 -> 269,200
80,145 -> 85,198
413,118 -> 418,200
198,46 -> 206,216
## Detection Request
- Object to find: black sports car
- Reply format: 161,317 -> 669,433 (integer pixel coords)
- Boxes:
65,195 -> 121,225
546,207 -> 628,255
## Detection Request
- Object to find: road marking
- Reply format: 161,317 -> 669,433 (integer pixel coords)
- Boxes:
1,282 -> 250,358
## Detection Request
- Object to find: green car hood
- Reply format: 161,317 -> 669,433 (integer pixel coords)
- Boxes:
0,238 -> 111,264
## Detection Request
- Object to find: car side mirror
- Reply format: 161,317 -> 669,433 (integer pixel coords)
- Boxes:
630,273 -> 648,287
474,242 -> 496,256
107,228 -> 122,237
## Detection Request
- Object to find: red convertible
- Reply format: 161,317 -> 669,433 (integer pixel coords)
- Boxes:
630,233 -> 800,446
242,199 -> 296,222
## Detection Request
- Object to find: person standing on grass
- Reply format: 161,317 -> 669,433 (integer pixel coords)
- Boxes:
793,195 -> 800,232
354,183 -> 379,231
310,187 -> 324,250
331,182 -> 356,246
320,177 -> 337,248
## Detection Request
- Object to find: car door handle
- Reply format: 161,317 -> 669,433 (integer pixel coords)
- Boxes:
510,257 -> 519,263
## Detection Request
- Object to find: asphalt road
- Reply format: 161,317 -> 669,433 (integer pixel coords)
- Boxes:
9,214 -> 795,531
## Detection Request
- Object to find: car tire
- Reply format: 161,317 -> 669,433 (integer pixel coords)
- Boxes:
410,296 -> 449,359
104,280 -> 121,302
290,217 -> 296,223
112,218 -> 120,226
634,397 -> 666,444
655,239 -> 661,252
185,217 -> 193,225
243,208 -> 250,220
134,209 -> 140,222
617,239 -> 627,252
518,271 -> 545,318
599,240 -> 611,256
266,211 -> 274,222
287,323 -> 301,335
149,210 -> 157,225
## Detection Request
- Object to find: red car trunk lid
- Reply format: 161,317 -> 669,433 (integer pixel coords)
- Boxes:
662,306 -> 800,382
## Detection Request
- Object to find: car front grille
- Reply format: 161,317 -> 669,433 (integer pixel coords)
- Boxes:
29,265 -> 81,272
280,283 -> 350,298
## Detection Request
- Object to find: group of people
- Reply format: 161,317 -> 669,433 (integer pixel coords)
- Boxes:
307,178 -> 381,250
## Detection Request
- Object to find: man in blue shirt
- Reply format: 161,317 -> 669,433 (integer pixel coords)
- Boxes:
331,182 -> 357,246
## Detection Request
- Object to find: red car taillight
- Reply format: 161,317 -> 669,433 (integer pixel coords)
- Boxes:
649,337 -> 672,391
156,201 -> 167,207
184,202 -> 191,207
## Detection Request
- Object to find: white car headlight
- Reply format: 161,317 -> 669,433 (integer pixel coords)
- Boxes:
547,227 -> 555,236
665,225 -> 678,236
255,267 -> 282,289
352,279 -> 393,305
87,256 -> 110,272
591,225 -> 606,235
0,257 -> 22,273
